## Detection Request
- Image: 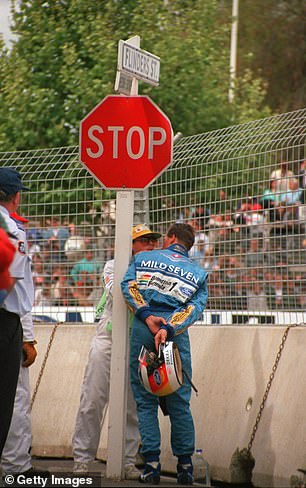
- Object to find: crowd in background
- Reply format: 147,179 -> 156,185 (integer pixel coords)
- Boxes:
26,160 -> 306,312
28,217 -> 104,308
185,160 -> 306,310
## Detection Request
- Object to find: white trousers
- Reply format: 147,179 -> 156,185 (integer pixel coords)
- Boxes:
72,321 -> 140,465
1,366 -> 32,474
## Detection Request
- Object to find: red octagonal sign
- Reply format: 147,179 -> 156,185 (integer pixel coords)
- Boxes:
80,95 -> 173,190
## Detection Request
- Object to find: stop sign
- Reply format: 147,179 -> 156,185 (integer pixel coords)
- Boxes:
80,95 -> 173,190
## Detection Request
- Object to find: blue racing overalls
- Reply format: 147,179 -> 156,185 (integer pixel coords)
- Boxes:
121,243 -> 208,462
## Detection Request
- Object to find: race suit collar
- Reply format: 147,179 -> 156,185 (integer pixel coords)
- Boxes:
166,243 -> 189,256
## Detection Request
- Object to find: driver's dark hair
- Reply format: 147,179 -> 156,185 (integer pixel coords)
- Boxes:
166,223 -> 195,251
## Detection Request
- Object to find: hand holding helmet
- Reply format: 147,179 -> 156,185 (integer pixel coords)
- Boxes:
145,315 -> 167,336
138,341 -> 183,396
154,328 -> 167,351
145,315 -> 175,351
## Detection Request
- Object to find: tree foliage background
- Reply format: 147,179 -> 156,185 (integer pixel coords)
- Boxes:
0,0 -> 284,151
237,0 -> 306,114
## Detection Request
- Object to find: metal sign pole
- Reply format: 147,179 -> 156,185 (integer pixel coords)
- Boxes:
106,190 -> 134,479
106,35 -> 140,480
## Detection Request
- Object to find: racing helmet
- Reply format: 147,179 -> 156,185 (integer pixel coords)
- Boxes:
138,341 -> 183,396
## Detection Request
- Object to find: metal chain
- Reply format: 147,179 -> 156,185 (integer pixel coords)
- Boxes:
247,322 -> 304,452
30,321 -> 61,410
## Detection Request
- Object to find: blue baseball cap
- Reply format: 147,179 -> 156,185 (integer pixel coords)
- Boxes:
0,168 -> 30,195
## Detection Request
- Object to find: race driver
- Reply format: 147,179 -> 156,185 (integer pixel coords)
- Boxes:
121,222 -> 208,485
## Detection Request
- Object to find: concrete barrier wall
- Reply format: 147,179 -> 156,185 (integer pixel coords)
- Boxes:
29,324 -> 306,487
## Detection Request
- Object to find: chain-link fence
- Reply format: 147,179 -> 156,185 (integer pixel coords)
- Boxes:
0,108 -> 305,325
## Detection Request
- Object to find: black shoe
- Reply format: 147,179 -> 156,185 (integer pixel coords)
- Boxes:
139,462 -> 161,484
177,463 -> 194,485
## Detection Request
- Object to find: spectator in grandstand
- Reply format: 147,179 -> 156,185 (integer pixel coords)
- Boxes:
28,221 -> 44,242
207,210 -> 233,252
72,224 -> 161,480
246,280 -> 268,311
42,216 -> 69,251
209,189 -> 230,217
235,195 -> 257,213
209,209 -> 233,230
190,205 -> 211,229
64,225 -> 87,263
207,270 -> 227,310
279,178 -> 303,222
70,248 -> 102,287
232,197 -> 254,242
230,279 -> 247,310
244,239 -> 267,276
283,273 -> 303,309
217,255 -> 245,310
234,196 -> 261,220
260,180 -> 282,222
34,274 -> 54,307
95,200 -> 116,255
71,274 -> 102,307
188,218 -> 211,264
160,197 -> 178,224
270,160 -> 297,193
177,206 -> 195,224
28,240 -> 41,258
26,218 -> 44,252
221,255 -> 243,283
101,199 -> 116,225
201,248 -> 220,273
50,263 -> 76,306
71,278 -> 94,307
264,269 -> 284,309
244,204 -> 266,240
40,236 -> 66,268
274,287 -> 284,307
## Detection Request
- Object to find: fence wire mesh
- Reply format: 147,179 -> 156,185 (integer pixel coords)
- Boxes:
0,108 -> 305,325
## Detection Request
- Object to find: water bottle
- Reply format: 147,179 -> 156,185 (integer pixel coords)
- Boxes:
193,448 -> 211,485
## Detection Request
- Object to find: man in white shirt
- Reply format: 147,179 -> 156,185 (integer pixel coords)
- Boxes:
0,168 -> 33,457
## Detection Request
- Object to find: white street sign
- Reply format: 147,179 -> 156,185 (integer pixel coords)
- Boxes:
118,39 -> 160,86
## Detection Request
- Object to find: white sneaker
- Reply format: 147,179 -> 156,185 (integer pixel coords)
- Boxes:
124,464 -> 141,480
73,462 -> 89,473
